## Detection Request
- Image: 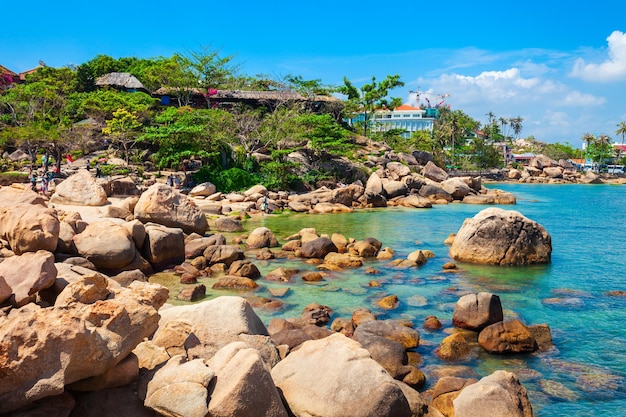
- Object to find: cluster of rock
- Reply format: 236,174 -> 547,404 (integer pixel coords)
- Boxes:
506,154 -> 624,184
0,170 -> 543,416
188,160 -> 516,216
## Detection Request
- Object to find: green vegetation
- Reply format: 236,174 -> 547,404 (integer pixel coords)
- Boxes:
2,48 -> 623,190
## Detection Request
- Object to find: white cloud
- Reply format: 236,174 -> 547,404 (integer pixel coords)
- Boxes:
570,30 -> 626,82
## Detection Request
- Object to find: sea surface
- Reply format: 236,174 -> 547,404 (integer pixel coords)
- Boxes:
154,183 -> 626,416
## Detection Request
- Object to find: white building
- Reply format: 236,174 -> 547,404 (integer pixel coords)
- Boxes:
370,104 -> 436,138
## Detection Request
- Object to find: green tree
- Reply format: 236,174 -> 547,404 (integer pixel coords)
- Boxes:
298,113 -> 354,159
338,75 -> 404,137
102,108 -> 144,165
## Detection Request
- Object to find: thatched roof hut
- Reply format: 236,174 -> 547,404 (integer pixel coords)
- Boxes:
152,87 -> 343,116
95,72 -> 148,92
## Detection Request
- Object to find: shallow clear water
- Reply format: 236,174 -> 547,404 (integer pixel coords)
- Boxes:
155,183 -> 626,416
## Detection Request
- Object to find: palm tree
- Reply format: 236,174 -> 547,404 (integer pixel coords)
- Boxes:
499,117 -> 509,139
615,121 -> 626,164
510,116 -> 523,139
616,121 -> 626,145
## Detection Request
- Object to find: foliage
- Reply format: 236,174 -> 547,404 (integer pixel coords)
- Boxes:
542,142 -> 582,160
65,89 -> 158,122
338,74 -> 404,136
297,113 -> 354,158
141,106 -> 235,169
102,108 -> 144,165
192,165 -> 260,192
259,149 -> 300,191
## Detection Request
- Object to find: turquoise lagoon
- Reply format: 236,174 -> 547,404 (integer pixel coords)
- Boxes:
182,184 -> 626,416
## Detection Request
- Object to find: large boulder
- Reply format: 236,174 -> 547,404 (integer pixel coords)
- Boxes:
73,220 -> 137,270
0,250 -> 57,307
141,223 -> 185,271
453,370 -> 533,417
134,183 -> 208,235
0,203 -> 60,255
205,342 -> 289,417
422,161 -> 448,182
145,355 -> 214,417
299,236 -> 338,259
49,169 -> 109,206
449,207 -> 552,265
452,292 -> 503,331
154,296 -> 280,367
271,333 -> 412,417
245,227 -> 279,249
0,277 -> 168,413
478,319 -> 538,354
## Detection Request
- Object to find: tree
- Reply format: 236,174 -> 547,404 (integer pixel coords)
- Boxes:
616,121 -> 626,146
102,108 -> 143,166
510,116 -> 523,139
338,75 -> 404,137
180,47 -> 237,108
298,113 -> 354,159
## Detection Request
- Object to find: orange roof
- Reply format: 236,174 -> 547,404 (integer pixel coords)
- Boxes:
394,104 -> 420,111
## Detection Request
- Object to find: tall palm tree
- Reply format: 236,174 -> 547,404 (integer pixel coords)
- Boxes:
615,121 -> 626,164
510,116 -> 523,139
616,121 -> 626,145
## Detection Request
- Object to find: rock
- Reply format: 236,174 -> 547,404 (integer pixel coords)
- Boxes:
300,236 -> 338,258
73,220 -> 136,270
419,184 -> 453,202
189,181 -> 217,197
441,178 -> 473,200
134,183 -> 209,235
0,250 -> 57,307
245,227 -> 279,248
227,259 -> 261,279
154,296 -> 279,367
478,319 -> 538,354
206,342 -> 289,417
185,235 -> 227,258
203,244 -> 244,267
382,179 -> 409,198
453,370 -> 533,417
49,170 -> 109,206
212,276 -> 258,290
430,376 -> 477,417
0,187 -> 60,255
424,315 -> 442,330
111,269 -> 146,287
145,355 -> 214,417
352,319 -> 420,349
103,177 -> 142,197
508,169 -> 522,179
121,219 -> 146,249
302,302 -> 332,326
99,204 -> 132,219
322,252 -> 363,268
436,333 -> 471,360
365,171 -> 384,196
377,294 -> 399,310
407,250 -> 427,266
449,207 -> 552,265
0,279 -> 168,413
302,271 -> 324,282
141,223 -> 185,271
395,194 -> 432,208
214,217 -> 244,232
386,161 -> 412,179
453,292 -> 503,331
178,284 -> 206,301
271,333 -> 412,417
423,161 -> 448,182
67,353 -> 139,392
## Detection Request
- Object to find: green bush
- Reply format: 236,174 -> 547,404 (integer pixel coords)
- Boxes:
193,166 -> 260,193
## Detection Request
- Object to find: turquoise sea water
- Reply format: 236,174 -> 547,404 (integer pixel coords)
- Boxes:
166,183 -> 626,416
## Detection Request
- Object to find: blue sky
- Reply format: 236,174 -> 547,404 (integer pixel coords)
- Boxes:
2,0 -> 626,144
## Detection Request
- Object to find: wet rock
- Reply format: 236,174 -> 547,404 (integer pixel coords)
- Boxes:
478,319 -> 538,354
453,292 -> 503,331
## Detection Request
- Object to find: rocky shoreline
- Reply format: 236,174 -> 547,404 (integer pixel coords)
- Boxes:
0,161 -> 563,417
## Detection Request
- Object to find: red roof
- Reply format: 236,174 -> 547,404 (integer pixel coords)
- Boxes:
394,104 -> 420,111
